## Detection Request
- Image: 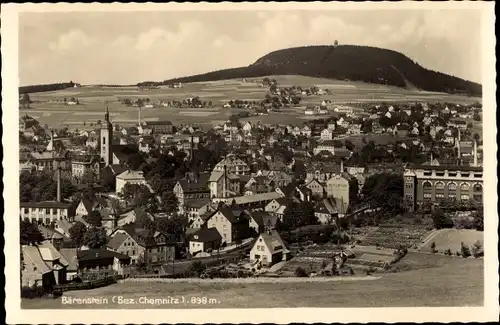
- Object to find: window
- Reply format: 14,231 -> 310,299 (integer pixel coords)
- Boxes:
423,171 -> 432,176
461,173 -> 470,178
474,173 -> 483,178
448,183 -> 457,191
103,137 -> 106,145
423,182 -> 432,189
460,183 -> 470,191
461,194 -> 470,200
473,194 -> 482,202
448,172 -> 457,177
24,208 -> 29,214
448,194 -> 456,199
435,193 -> 444,199
473,184 -> 482,192
45,208 -> 50,214
132,250 -> 135,255
435,182 -> 445,190
435,172 -> 445,177
423,193 -> 432,199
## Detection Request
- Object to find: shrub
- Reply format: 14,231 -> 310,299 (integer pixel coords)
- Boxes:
295,267 -> 308,277
444,248 -> 452,256
431,242 -> 437,253
460,242 -> 471,258
366,266 -> 377,275
471,240 -> 483,258
321,259 -> 327,269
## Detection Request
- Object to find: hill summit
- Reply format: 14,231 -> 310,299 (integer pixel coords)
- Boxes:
159,45 -> 481,96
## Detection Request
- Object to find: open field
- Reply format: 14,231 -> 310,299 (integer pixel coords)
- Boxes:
419,229 -> 483,254
21,75 -> 481,130
22,252 -> 483,308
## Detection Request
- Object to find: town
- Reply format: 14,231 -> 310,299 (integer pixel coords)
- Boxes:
19,77 -> 484,302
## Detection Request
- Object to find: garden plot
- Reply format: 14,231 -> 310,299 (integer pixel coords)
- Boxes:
360,224 -> 432,249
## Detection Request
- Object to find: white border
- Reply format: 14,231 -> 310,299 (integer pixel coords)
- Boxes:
2,2 -> 498,324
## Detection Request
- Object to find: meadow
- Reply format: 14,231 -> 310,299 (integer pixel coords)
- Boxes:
21,252 -> 483,308
20,75 -> 481,130
419,229 -> 484,254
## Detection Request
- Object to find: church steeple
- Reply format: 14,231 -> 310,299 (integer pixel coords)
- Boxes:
100,103 -> 113,166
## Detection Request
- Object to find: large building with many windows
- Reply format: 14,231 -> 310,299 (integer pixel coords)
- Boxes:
403,164 -> 483,212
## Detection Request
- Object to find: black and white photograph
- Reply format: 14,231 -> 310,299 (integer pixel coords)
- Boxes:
2,2 -> 498,324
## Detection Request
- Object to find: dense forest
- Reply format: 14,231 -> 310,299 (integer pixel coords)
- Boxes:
158,45 -> 481,96
19,81 -> 77,94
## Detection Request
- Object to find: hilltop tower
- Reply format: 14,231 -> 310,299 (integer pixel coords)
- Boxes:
100,104 -> 113,166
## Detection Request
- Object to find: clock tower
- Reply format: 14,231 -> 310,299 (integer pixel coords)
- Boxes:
100,105 -> 113,166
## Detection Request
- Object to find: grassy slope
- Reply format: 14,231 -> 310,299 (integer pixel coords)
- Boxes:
22,253 -> 482,309
419,229 -> 484,253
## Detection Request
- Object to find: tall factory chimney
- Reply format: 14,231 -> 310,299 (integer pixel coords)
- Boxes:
222,165 -> 227,199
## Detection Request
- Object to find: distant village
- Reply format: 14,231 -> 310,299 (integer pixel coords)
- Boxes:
19,77 -> 484,297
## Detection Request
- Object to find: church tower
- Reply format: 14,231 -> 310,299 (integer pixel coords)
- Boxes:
100,105 -> 113,166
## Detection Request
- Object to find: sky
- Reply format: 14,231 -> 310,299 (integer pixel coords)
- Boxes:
19,9 -> 483,86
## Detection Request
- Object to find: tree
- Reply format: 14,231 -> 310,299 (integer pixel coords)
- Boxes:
160,191 -> 179,213
157,215 -> 186,242
473,113 -> 481,121
21,93 -> 31,109
120,183 -> 157,209
432,208 -> 454,229
460,242 -> 471,258
282,202 -> 318,230
20,220 -> 44,245
471,240 -> 483,257
82,227 -> 107,249
69,222 -> 87,247
473,206 -> 483,231
430,242 -> 437,253
345,140 -> 355,151
83,210 -> 102,228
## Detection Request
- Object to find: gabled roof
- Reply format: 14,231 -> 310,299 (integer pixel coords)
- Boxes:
22,245 -> 51,274
77,249 -> 131,262
215,207 -> 249,224
116,170 -> 145,180
189,227 -> 222,243
246,210 -> 277,228
106,232 -> 130,250
257,230 -> 288,255
177,172 -> 210,193
111,144 -> 139,162
59,248 -> 78,271
38,241 -> 69,267
315,198 -> 338,215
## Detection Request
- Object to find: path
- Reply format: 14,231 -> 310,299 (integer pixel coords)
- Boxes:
418,229 -> 442,250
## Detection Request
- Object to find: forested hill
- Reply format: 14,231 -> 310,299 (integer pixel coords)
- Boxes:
19,82 -> 78,94
160,45 -> 481,96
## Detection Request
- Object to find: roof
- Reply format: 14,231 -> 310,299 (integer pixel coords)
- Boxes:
118,224 -> 174,247
407,164 -> 483,172
189,227 -> 222,243
106,232 -> 129,251
38,241 -> 69,266
20,201 -> 74,209
22,245 -> 51,274
116,170 -> 145,180
143,120 -> 173,126
315,199 -> 338,215
77,249 -> 131,262
111,144 -> 139,162
257,230 -> 288,254
246,211 -> 277,228
37,225 -> 65,240
185,198 -> 211,209
208,170 -> 240,182
59,248 -> 78,271
177,172 -> 210,193
55,219 -> 73,234
231,191 -> 284,205
108,164 -> 128,176
215,207 -> 249,224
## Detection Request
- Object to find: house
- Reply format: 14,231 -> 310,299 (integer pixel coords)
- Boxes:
75,196 -> 108,217
54,219 -> 73,238
314,198 -> 339,224
115,170 -> 147,194
264,198 -> 290,220
185,198 -> 215,223
208,169 -> 241,199
173,172 -> 211,214
205,207 -> 251,244
325,172 -> 358,216
242,121 -> 253,133
213,154 -> 250,175
313,140 -> 344,156
111,144 -> 140,166
448,120 -> 468,130
142,121 -> 173,134
58,248 -> 79,281
348,124 -> 362,135
108,225 -> 175,265
250,230 -> 289,267
21,241 -> 69,290
327,122 -> 336,131
77,249 -> 131,275
246,210 -> 278,234
320,128 -> 333,141
188,227 -> 222,256
305,162 -> 340,183
394,124 -> 410,137
138,136 -> 156,153
305,179 -> 325,198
